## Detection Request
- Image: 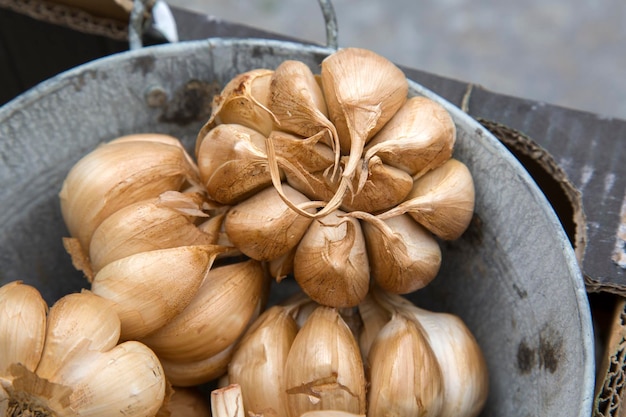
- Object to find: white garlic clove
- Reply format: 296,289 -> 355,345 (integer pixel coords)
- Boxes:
141,260 -> 268,363
91,245 -> 224,340
409,305 -> 489,417
68,340 -> 166,417
59,133 -> 200,253
89,192 -> 216,274
353,212 -> 441,294
35,291 -> 120,384
283,306 -> 366,417
159,343 -> 235,387
367,313 -> 444,417
228,305 -> 298,417
356,293 -> 391,362
294,210 -> 370,308
0,281 -> 47,379
380,158 -> 475,240
364,96 -> 456,178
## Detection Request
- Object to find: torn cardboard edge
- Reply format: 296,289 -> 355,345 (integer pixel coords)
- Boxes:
594,297 -> 626,417
477,118 -> 588,267
0,0 -> 131,40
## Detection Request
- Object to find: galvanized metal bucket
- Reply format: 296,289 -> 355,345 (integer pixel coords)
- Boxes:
0,35 -> 594,416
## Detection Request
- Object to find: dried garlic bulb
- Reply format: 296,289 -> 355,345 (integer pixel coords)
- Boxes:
194,47 -> 476,308
59,133 -> 200,254
372,289 -> 489,417
0,281 -> 165,417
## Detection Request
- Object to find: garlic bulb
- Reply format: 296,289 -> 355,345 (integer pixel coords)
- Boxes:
0,281 -> 165,417
59,133 -> 200,254
372,289 -> 489,417
193,47 -> 476,308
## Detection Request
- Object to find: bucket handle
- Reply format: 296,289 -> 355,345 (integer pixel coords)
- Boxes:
129,0 -> 339,51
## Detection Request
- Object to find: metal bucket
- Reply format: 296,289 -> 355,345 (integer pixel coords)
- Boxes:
0,38 -> 594,416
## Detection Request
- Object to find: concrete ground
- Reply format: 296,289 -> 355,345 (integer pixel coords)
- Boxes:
165,0 -> 626,121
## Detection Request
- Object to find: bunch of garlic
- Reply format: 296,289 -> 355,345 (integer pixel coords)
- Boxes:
195,47 -> 475,308
0,280 -> 166,417
58,133 -> 269,386
223,289 -> 488,417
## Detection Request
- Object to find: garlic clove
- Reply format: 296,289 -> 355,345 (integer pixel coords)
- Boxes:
320,48 -> 408,183
367,313 -> 444,417
353,212 -> 441,294
342,155 -> 413,213
59,133 -> 200,253
0,281 -> 47,379
364,96 -> 456,178
35,291 -> 120,384
141,260 -> 268,363
91,245 -> 224,340
68,340 -> 166,417
89,192 -> 216,274
267,247 -> 296,282
294,210 -> 370,308
380,158 -> 475,240
356,293 -> 391,362
211,384 -> 245,417
224,184 -> 316,261
271,130 -> 337,175
408,304 -> 489,417
284,306 -> 366,417
228,305 -> 298,417
196,124 -> 279,205
269,61 -> 333,138
196,68 -> 276,151
159,343 -> 235,387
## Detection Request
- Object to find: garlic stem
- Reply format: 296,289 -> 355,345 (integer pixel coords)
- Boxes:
210,384 -> 245,417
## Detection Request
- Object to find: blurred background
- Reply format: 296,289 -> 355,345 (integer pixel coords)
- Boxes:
166,0 -> 626,121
